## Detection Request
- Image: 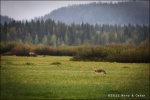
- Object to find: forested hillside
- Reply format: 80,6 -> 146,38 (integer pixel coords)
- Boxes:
1,1 -> 149,47
37,1 -> 149,25
0,1 -> 149,62
0,15 -> 14,25
1,19 -> 149,47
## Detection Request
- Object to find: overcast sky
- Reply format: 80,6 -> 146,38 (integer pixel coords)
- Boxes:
1,1 -> 103,21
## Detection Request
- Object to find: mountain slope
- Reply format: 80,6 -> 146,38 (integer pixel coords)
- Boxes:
0,15 -> 14,25
39,1 -> 149,25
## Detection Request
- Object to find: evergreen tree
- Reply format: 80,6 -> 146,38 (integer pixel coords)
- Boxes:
0,17 -> 149,46
6,32 -> 11,42
76,37 -> 81,45
50,34 -> 57,47
34,34 -> 39,44
64,32 -> 69,45
101,33 -> 109,45
47,32 -> 51,44
57,38 -> 62,46
24,33 -> 33,44
42,35 -> 48,45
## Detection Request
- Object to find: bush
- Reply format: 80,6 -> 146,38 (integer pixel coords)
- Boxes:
71,44 -> 150,63
35,45 -> 57,55
106,45 -> 150,63
0,42 -> 16,54
25,62 -> 35,66
1,42 -> 149,63
35,45 -> 77,56
11,43 -> 32,56
57,46 -> 77,56
51,62 -> 61,65
71,46 -> 109,61
6,61 -> 13,65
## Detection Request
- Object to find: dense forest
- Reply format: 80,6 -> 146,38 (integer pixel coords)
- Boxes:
37,1 -> 149,25
1,19 -> 149,47
0,1 -> 149,63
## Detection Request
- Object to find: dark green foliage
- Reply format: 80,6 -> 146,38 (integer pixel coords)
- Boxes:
25,62 -> 35,66
51,62 -> 61,65
1,19 -> 149,46
6,61 -> 13,65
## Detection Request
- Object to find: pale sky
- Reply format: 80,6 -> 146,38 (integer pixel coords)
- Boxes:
1,1 -> 102,21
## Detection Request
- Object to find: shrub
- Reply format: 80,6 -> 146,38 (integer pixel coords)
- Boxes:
0,42 -> 16,54
51,62 -> 61,65
25,62 -> 34,66
71,46 -> 109,61
6,61 -> 13,65
71,44 -> 150,63
11,43 -> 32,56
57,46 -> 77,56
35,45 -> 57,55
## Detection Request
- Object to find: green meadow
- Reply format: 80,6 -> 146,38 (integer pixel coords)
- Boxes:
0,56 -> 149,99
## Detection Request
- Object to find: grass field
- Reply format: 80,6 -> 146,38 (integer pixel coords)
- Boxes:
0,56 -> 149,99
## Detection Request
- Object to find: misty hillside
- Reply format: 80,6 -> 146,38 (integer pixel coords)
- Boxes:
0,15 -> 14,25
38,1 -> 149,25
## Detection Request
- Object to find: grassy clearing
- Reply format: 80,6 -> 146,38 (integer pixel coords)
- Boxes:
0,56 -> 149,99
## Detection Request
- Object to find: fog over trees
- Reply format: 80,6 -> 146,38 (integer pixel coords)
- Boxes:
1,1 -> 149,47
37,1 -> 149,25
0,15 -> 14,25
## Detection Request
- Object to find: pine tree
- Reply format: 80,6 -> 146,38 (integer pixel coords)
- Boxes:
34,34 -> 39,44
75,37 -> 81,45
50,34 -> 57,47
24,33 -> 33,44
42,35 -> 48,45
64,33 -> 69,45
6,32 -> 11,41
47,32 -> 51,44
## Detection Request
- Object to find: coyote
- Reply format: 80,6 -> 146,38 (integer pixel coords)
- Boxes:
94,68 -> 106,74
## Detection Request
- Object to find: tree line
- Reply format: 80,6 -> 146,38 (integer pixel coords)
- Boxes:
1,19 -> 149,47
